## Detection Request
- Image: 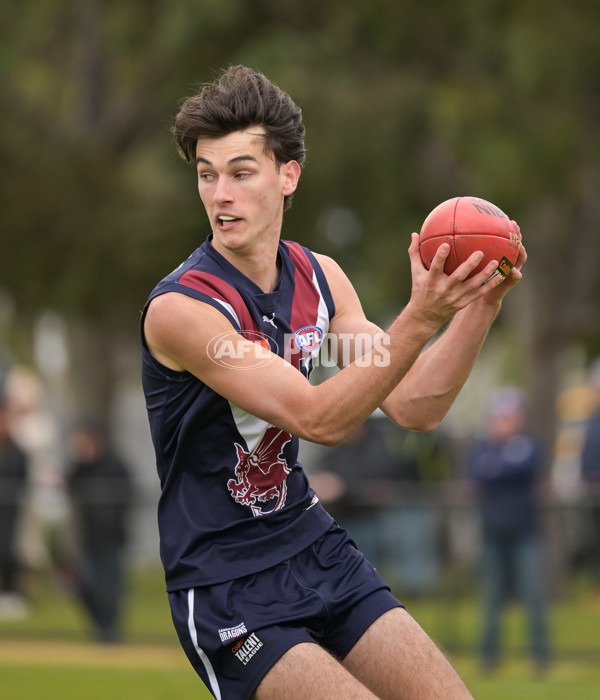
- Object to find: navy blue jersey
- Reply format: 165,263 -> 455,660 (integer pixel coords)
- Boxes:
141,236 -> 336,590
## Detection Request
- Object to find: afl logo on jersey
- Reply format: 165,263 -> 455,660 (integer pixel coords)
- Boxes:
294,326 -> 324,353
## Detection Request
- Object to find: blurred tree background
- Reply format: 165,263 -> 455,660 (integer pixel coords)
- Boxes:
1,0 -> 599,452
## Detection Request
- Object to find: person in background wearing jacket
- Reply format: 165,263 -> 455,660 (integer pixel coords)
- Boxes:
67,420 -> 134,643
468,387 -> 550,673
0,395 -> 29,619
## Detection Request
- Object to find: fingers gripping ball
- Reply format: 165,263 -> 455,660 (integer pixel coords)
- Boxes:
419,196 -> 521,280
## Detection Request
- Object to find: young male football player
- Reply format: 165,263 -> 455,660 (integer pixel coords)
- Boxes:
141,65 -> 525,699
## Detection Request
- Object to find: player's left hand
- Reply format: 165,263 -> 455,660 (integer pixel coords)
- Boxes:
479,221 -> 526,304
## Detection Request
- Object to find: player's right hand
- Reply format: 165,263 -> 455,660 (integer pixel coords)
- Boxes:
406,232 -> 501,328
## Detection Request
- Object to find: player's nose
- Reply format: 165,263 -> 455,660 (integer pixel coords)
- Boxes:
213,177 -> 234,203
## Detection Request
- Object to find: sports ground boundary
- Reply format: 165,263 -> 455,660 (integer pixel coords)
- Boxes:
0,639 -> 189,670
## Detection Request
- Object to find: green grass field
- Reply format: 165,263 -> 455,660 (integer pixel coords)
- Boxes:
1,566 -> 599,699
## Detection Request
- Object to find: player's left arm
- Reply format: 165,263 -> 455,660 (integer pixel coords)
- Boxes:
316,234 -> 526,432
381,236 -> 527,430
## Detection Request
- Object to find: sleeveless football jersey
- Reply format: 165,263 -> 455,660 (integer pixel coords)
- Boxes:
141,236 -> 336,590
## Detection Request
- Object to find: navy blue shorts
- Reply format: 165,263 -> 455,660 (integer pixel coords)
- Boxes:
168,524 -> 402,700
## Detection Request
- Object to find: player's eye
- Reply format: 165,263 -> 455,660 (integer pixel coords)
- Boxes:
199,171 -> 216,182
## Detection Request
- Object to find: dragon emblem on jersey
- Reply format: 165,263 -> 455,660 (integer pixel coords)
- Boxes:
227,426 -> 292,516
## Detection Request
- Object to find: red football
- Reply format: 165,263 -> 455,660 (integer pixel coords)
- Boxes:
419,196 -> 521,280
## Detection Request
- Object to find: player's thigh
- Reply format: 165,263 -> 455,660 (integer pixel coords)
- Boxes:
342,607 -> 474,700
252,641 -> 379,700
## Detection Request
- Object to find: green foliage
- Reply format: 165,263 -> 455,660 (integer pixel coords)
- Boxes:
1,0 -> 597,320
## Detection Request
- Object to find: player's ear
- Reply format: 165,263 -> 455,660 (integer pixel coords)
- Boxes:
281,160 -> 301,196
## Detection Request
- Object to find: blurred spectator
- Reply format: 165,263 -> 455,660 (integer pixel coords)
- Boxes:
66,419 -> 134,643
468,387 -> 550,672
310,412 -> 449,595
580,357 -> 600,585
4,366 -> 67,579
0,397 -> 30,619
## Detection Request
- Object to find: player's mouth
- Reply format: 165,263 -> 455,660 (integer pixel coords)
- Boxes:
217,214 -> 242,229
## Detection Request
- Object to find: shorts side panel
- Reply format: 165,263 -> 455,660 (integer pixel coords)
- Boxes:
169,584 -> 319,700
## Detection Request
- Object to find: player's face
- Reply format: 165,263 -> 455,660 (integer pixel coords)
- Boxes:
195,128 -> 300,256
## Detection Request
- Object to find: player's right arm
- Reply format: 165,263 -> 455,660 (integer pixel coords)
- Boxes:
144,288 -> 432,446
144,291 -> 392,445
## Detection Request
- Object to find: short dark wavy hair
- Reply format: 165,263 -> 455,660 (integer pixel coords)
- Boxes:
172,66 -> 306,211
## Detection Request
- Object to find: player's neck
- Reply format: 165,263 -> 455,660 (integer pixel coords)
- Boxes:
212,237 -> 281,293
240,255 -> 281,293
